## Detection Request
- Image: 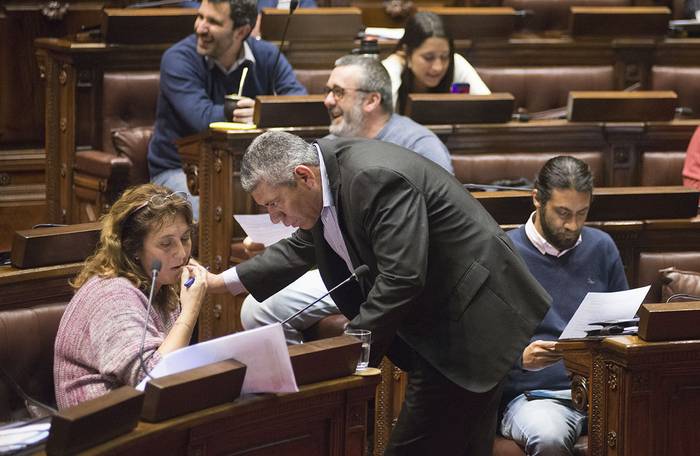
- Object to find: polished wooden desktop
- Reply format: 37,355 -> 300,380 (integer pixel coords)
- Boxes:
557,335 -> 700,456
46,374 -> 380,456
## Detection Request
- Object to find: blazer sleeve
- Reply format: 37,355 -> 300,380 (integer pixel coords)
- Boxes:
236,227 -> 317,301
345,167 -> 430,364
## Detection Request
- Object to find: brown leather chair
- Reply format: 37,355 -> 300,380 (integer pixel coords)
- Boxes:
639,151 -> 685,186
452,151 -> 606,186
650,66 -> 700,118
0,303 -> 66,421
477,66 -> 616,114
72,71 -> 160,222
637,251 -> 700,302
294,68 -> 332,95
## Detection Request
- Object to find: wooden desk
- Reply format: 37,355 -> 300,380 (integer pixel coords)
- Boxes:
62,375 -> 380,456
0,262 -> 80,310
558,336 -> 700,456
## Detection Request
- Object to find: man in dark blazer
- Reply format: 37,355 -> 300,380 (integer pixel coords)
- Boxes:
208,131 -> 551,455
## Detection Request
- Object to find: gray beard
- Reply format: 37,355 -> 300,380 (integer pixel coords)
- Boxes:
328,102 -> 365,138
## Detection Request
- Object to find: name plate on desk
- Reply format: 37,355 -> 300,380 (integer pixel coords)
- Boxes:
405,93 -> 514,125
141,359 -> 246,422
260,7 -> 363,41
638,301 -> 700,341
254,95 -> 328,128
418,7 -> 517,39
11,222 -> 100,269
569,7 -> 671,38
46,386 -> 143,456
288,335 -> 361,385
102,8 -> 196,45
567,91 -> 677,122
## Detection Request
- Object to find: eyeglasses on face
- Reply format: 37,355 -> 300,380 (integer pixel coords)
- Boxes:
324,85 -> 372,100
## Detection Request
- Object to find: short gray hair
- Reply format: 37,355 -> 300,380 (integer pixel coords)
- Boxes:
241,131 -> 319,192
335,54 -> 393,114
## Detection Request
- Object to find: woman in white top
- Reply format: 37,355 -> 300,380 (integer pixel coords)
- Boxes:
382,11 -> 491,114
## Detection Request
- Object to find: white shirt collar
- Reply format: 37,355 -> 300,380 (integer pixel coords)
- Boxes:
314,143 -> 333,210
206,41 -> 256,75
524,211 -> 582,257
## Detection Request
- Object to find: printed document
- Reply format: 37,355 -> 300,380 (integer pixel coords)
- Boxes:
137,323 -> 298,394
234,214 -> 297,246
559,285 -> 650,339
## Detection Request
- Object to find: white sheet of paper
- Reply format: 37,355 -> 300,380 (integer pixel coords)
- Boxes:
364,27 -> 405,40
559,285 -> 650,340
233,214 -> 297,246
137,323 -> 298,394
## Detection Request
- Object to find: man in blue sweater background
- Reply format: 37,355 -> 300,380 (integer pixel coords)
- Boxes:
499,156 -> 629,455
148,0 -> 307,219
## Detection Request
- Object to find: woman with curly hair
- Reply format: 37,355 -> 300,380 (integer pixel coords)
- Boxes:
382,11 -> 491,114
54,184 -> 207,409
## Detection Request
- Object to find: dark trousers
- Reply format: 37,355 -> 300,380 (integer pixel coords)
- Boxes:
384,350 -> 504,456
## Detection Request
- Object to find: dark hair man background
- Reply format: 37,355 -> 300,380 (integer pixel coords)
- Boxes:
206,130 -> 551,454
499,156 -> 629,455
148,0 -> 307,220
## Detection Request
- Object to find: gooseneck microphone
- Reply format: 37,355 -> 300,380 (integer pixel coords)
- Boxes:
281,264 -> 370,325
270,0 -> 299,95
138,259 -> 162,381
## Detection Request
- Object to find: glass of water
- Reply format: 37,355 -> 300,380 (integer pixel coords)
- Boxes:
344,329 -> 371,371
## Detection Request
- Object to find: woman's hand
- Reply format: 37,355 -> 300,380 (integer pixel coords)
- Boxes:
521,340 -> 562,371
179,261 -> 208,319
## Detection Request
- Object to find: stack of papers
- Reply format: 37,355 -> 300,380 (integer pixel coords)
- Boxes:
137,323 -> 297,394
559,286 -> 650,340
0,420 -> 50,454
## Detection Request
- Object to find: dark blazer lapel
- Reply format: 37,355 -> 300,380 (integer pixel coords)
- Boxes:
315,139 -> 369,296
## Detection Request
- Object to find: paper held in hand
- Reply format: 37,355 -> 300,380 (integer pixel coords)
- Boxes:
234,213 -> 298,246
559,285 -> 650,340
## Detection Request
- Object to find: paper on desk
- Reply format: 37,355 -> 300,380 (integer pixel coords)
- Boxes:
559,285 -> 650,340
0,421 -> 50,452
137,323 -> 298,394
364,27 -> 405,40
234,214 -> 297,246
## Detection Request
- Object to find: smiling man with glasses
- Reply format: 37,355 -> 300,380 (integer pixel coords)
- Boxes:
239,54 -> 455,345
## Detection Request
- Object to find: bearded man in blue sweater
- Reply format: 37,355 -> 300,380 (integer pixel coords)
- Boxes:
148,0 -> 307,219
499,156 -> 629,455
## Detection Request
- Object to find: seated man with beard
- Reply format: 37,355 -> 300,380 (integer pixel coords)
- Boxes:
499,156 -> 629,455
240,54 -> 454,343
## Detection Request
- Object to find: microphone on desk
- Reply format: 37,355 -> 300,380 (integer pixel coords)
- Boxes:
280,264 -> 370,326
270,0 -> 299,95
138,259 -> 162,381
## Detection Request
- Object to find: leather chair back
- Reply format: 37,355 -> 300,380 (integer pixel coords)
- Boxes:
477,66 -> 616,113
294,68 -> 332,95
640,151 -> 685,186
651,66 -> 700,118
0,304 -> 66,421
452,151 -> 605,186
637,252 -> 700,302
102,72 -> 160,186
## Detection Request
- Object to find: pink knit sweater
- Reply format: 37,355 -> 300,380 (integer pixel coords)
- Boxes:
54,276 -> 179,409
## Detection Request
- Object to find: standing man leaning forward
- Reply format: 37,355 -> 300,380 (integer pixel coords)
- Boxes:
207,130 -> 551,454
148,0 -> 307,218
240,54 -> 454,343
499,156 -> 629,455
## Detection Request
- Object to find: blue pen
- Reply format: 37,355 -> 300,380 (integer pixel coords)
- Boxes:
184,277 -> 195,288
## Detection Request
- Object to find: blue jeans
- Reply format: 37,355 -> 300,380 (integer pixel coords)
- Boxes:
151,168 -> 200,222
500,392 -> 587,456
240,270 -> 341,344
